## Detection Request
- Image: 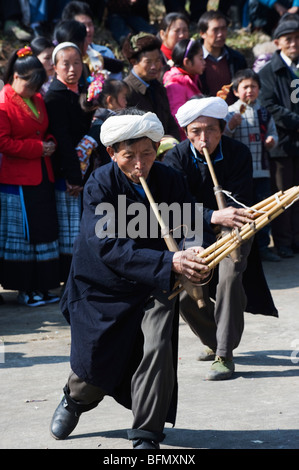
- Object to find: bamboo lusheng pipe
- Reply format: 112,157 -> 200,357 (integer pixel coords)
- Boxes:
139,176 -> 178,252
202,146 -> 241,262
139,176 -> 206,307
198,186 -> 299,270
202,187 -> 299,265
199,190 -> 286,260
178,188 -> 293,263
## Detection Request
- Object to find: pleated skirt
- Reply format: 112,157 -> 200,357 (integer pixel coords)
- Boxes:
0,175 -> 60,292
54,178 -> 82,283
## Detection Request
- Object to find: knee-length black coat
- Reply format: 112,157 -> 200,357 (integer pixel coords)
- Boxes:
60,160 -> 213,424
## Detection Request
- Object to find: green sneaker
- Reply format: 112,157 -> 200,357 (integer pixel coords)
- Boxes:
206,356 -> 235,380
197,347 -> 216,361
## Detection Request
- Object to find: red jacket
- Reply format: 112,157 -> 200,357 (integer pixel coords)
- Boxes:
0,84 -> 54,186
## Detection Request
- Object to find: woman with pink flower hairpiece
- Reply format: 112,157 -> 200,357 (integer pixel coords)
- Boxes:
0,46 -> 60,307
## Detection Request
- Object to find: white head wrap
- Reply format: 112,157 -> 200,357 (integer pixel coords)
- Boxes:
176,97 -> 228,128
52,42 -> 81,64
100,112 -> 164,147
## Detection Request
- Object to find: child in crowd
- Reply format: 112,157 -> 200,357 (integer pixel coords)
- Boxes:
77,79 -> 129,181
224,68 -> 279,262
163,38 -> 205,140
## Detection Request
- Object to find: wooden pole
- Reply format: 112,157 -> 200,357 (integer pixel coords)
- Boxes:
139,176 -> 206,307
202,147 -> 241,262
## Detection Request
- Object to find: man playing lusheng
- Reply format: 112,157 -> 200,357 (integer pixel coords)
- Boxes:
164,96 -> 278,380
49,108 -> 212,449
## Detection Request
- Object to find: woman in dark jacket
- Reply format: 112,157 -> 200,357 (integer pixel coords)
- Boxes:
45,42 -> 93,282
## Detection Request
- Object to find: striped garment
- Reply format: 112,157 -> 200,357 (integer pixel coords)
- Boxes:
224,99 -> 278,179
55,187 -> 81,256
0,187 -> 59,263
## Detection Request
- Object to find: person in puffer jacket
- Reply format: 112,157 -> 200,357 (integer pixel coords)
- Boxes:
163,38 -> 205,140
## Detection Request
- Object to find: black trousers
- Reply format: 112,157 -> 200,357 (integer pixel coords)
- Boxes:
67,290 -> 178,443
270,156 -> 299,249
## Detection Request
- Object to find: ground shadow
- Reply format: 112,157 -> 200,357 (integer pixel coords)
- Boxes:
262,256 -> 299,290
214,349 -> 299,379
68,427 -> 299,449
0,351 -> 70,368
237,349 -> 294,362
0,289 -> 68,338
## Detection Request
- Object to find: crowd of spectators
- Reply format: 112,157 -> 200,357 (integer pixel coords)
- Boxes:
0,0 -> 299,307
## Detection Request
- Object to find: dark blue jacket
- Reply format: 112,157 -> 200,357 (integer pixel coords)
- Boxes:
163,135 -> 253,225
45,77 -> 93,186
259,50 -> 299,158
60,160 -> 213,421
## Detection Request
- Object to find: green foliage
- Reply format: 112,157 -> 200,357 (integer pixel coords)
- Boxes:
226,30 -> 272,67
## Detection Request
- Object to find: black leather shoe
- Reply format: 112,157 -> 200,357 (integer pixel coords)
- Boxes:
132,439 -> 160,449
50,386 -> 99,440
50,394 -> 81,440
